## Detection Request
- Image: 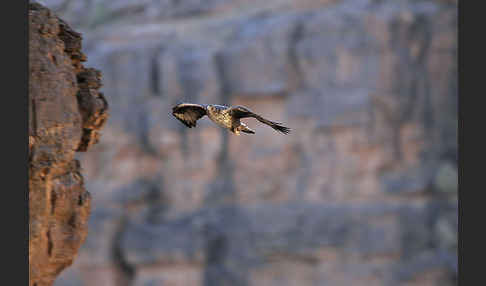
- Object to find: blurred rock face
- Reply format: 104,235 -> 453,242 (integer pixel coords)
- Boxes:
40,0 -> 457,285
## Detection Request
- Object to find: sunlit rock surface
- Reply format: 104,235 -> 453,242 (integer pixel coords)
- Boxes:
29,3 -> 109,285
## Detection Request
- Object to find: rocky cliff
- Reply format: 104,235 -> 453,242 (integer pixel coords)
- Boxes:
29,3 -> 109,286
37,0 -> 457,285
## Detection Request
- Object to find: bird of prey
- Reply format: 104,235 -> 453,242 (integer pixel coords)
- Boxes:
172,103 -> 290,135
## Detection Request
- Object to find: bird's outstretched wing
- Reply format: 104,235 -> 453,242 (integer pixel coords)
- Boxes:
229,106 -> 291,134
172,103 -> 207,128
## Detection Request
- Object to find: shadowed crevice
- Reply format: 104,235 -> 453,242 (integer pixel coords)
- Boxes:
50,191 -> 57,215
112,217 -> 136,286
47,230 -> 53,257
150,54 -> 161,96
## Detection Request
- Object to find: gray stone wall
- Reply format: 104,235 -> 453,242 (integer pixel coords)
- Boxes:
39,0 -> 457,285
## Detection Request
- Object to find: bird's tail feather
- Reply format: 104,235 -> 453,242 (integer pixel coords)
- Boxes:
238,123 -> 256,134
241,129 -> 255,134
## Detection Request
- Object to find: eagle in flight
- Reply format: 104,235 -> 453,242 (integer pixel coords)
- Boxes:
172,103 -> 290,135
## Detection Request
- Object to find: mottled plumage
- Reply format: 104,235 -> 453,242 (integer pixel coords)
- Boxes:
172,103 -> 290,135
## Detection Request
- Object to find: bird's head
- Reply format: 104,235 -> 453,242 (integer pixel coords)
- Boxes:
206,104 -> 215,113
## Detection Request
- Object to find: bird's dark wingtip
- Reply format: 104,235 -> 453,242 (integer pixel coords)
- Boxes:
273,124 -> 291,134
172,101 -> 186,112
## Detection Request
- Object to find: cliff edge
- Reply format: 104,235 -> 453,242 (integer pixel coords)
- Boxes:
29,3 -> 108,286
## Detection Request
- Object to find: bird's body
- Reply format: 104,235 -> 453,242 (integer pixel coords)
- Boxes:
172,103 -> 290,135
206,104 -> 233,129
